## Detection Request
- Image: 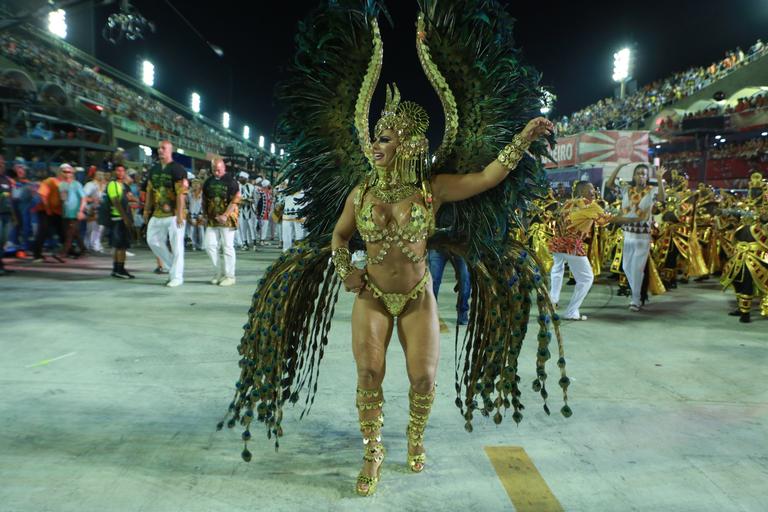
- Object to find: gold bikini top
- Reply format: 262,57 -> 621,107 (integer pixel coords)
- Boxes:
354,182 -> 435,265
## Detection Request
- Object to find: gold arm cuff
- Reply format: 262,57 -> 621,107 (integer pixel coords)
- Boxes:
332,247 -> 353,281
497,133 -> 531,170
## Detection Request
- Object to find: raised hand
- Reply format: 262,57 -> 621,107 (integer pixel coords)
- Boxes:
520,117 -> 555,142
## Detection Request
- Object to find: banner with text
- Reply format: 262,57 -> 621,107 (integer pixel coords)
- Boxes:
546,130 -> 649,168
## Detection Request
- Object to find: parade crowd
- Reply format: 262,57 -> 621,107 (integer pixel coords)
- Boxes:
0,145 -> 305,283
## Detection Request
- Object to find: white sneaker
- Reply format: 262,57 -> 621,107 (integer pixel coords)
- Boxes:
210,276 -> 222,285
629,304 -> 641,312
166,279 -> 183,288
126,251 -> 135,257
218,277 -> 236,286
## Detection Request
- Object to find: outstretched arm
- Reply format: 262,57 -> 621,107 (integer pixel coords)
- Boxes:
656,166 -> 667,204
431,117 -> 554,206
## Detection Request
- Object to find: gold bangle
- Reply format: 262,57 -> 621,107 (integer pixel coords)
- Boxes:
332,247 -> 353,281
497,133 -> 531,170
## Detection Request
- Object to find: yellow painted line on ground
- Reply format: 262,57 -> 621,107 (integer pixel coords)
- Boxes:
25,352 -> 77,368
484,446 -> 564,512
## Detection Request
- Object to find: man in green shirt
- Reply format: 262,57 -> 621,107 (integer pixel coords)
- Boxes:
203,158 -> 241,286
143,140 -> 189,287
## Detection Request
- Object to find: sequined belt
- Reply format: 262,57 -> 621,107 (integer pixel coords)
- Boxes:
364,271 -> 431,317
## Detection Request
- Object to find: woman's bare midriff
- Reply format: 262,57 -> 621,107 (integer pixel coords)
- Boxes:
364,241 -> 428,293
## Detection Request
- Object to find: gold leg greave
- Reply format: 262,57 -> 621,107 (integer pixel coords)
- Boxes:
356,387 -> 385,496
761,295 -> 768,317
406,387 -> 435,473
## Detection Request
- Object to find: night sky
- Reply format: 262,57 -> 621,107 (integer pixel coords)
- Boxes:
33,0 -> 768,141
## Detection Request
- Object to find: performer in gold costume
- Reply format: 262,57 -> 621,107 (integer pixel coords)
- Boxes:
526,192 -> 558,274
654,171 -> 708,288
721,172 -> 768,323
218,0 -> 572,497
332,87 -> 552,494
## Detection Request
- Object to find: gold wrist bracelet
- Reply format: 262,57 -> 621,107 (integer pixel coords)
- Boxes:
332,247 -> 353,281
497,133 -> 531,170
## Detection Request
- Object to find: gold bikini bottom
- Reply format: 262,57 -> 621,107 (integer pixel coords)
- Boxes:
364,271 -> 431,317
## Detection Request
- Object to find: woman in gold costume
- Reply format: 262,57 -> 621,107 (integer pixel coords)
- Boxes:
219,0 -> 571,497
331,92 -> 551,493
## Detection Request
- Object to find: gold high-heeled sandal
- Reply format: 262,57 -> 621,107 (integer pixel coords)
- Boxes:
406,387 -> 434,473
356,442 -> 385,496
356,388 -> 385,496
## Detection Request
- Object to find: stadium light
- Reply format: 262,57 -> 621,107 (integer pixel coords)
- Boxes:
258,135 -> 265,149
141,60 -> 155,87
612,48 -> 631,99
540,88 -> 556,115
191,92 -> 201,113
222,112 -> 230,129
243,125 -> 250,140
270,143 -> 276,154
612,48 -> 631,82
48,9 -> 67,39
762,131 -> 768,137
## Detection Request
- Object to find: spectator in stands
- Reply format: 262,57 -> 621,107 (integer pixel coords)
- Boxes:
558,38 -> 768,136
144,140 -> 188,287
57,163 -> 87,258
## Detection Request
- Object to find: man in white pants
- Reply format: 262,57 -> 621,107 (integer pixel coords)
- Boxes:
143,140 -> 189,287
280,186 -> 306,251
257,179 -> 273,245
203,159 -> 241,286
236,172 -> 255,249
549,182 -> 611,320
605,163 -> 667,311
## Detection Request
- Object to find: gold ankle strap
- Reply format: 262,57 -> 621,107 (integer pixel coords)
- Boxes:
737,294 -> 753,313
362,443 -> 385,463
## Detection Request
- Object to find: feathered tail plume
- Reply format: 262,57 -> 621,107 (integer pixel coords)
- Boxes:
219,1 -> 389,458
417,0 -> 570,427
218,244 -> 342,457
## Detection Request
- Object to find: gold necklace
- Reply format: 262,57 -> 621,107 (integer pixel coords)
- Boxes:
369,183 -> 419,203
